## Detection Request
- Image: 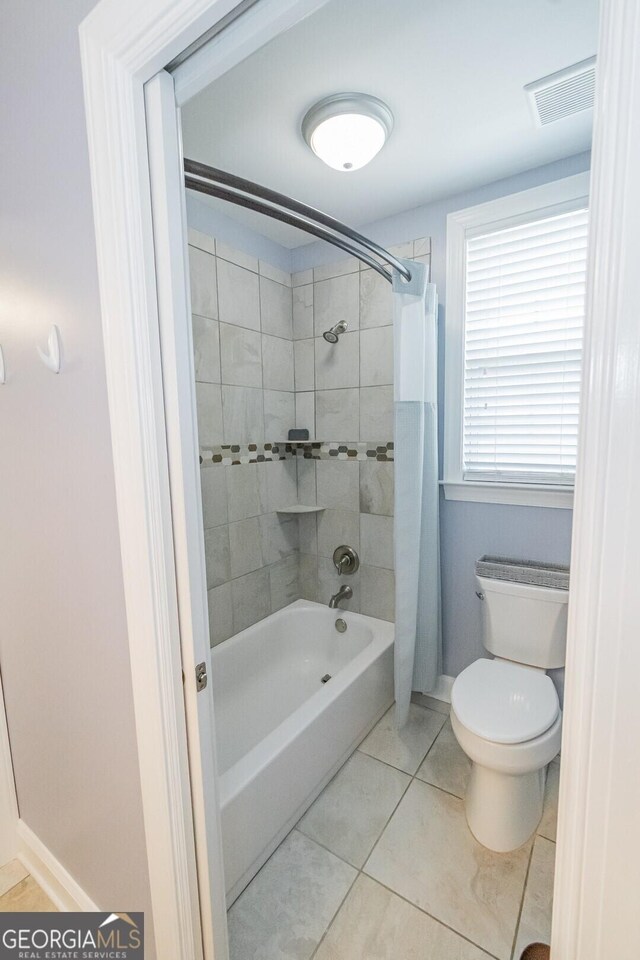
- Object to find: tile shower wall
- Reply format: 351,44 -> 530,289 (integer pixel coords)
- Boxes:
189,228 -> 300,645
292,239 -> 431,623
190,227 -> 430,644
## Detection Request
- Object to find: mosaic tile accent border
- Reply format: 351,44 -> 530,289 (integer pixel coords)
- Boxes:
199,441 -> 394,466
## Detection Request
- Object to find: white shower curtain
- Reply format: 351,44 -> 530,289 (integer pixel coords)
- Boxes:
392,260 -> 441,728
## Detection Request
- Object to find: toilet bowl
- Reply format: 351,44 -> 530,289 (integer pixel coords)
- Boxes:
451,565 -> 568,852
451,658 -> 561,851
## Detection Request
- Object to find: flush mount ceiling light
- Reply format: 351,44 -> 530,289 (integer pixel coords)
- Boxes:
302,93 -> 394,172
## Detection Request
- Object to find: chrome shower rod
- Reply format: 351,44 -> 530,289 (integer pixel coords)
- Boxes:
183,158 -> 411,284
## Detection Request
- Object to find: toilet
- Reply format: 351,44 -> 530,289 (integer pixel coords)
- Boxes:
451,563 -> 568,852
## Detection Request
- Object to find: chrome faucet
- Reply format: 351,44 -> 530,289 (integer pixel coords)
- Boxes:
329,585 -> 353,609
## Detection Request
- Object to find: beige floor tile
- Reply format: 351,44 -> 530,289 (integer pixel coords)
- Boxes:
298,752 -> 410,867
0,875 -> 57,912
359,704 -> 446,775
411,692 -> 452,716
364,780 -> 531,960
537,761 -> 560,842
0,859 -> 29,898
228,829 -> 356,960
416,719 -> 471,799
314,874 -> 493,960
513,837 -> 555,959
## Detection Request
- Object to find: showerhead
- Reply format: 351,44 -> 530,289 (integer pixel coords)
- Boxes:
322,320 -> 348,343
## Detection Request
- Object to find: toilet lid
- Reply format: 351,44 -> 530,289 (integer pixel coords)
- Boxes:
452,659 -> 559,744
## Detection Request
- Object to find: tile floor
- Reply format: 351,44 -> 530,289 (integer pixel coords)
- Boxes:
228,700 -> 559,960
0,859 -> 57,911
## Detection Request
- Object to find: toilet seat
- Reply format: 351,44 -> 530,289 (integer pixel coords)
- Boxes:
452,658 -> 559,745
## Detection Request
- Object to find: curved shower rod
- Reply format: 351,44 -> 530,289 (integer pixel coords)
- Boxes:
183,158 -> 411,284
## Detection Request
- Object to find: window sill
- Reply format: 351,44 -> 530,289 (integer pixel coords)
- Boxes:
441,480 -> 574,509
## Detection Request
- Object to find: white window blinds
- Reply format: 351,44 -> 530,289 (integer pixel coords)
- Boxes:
463,206 -> 588,485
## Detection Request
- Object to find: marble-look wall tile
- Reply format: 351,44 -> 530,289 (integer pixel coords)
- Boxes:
296,392 -> 315,434
317,507 -> 360,559
269,554 -> 300,613
314,257 -> 359,282
314,273 -> 360,336
293,284 -> 314,339
298,514 -> 318,555
297,459 -> 317,504
360,325 -> 393,386
361,513 -> 394,569
226,462 -> 268,522
263,389 -> 294,439
264,459 -> 298,511
360,385 -> 393,438
262,335 -> 294,392
294,339 -> 315,391
229,516 -> 264,578
315,331 -> 360,390
222,385 -> 264,443
360,269 -> 392,329
259,513 -> 299,565
216,240 -> 258,273
219,323 -> 262,387
316,388 -> 359,439
316,460 -> 360,512
196,382 -> 224,446
259,260 -> 292,287
260,276 -> 293,339
231,567 -> 271,633
292,269 -> 313,287
217,259 -> 260,331
360,461 -> 394,516
188,227 -> 216,256
207,582 -> 233,647
192,316 -> 221,384
360,565 -> 395,622
189,246 -> 218,320
200,465 -> 228,529
204,525 -> 231,589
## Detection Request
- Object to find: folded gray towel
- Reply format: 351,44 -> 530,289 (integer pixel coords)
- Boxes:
476,555 -> 569,590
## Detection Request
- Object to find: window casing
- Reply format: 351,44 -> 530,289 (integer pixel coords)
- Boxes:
444,173 -> 590,508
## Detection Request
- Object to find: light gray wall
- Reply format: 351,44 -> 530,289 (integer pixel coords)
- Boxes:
0,0 -> 152,936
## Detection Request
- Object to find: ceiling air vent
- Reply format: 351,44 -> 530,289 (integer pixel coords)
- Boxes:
525,56 -> 596,126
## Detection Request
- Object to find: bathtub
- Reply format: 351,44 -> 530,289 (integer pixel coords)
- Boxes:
210,598 -> 394,904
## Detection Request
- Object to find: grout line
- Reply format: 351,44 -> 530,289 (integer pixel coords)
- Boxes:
509,840 -> 536,960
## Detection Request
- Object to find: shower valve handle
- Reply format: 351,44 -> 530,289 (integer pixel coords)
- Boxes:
333,545 -> 360,575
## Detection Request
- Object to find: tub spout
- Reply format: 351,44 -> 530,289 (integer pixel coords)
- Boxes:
329,585 -> 352,609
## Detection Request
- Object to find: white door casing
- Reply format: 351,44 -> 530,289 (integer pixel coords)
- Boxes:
79,0 -> 640,956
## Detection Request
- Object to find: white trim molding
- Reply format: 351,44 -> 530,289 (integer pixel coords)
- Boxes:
443,172 -> 589,509
442,480 -> 574,510
78,1 -> 332,957
17,821 -> 99,912
552,1 -> 640,957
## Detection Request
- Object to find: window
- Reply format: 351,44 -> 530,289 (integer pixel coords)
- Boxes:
444,173 -> 590,508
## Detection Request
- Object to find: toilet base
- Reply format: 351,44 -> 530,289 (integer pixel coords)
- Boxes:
465,762 -> 547,852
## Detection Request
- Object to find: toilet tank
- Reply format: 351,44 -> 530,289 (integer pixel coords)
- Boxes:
477,574 -> 569,669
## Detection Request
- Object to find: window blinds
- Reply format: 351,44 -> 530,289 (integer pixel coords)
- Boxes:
463,206 -> 588,485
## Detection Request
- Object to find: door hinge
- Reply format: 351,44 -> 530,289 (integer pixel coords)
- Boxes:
195,662 -> 208,691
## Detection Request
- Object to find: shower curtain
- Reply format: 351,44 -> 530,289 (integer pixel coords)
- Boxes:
392,260 -> 441,728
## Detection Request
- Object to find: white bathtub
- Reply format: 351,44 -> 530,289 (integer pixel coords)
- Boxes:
210,598 -> 394,904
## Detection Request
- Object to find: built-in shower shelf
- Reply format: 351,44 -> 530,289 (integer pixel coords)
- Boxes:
276,505 -> 326,515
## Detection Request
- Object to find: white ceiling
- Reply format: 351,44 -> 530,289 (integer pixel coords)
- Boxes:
181,0 -> 598,247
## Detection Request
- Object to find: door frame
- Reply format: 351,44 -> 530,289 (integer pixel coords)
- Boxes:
79,0 -> 640,957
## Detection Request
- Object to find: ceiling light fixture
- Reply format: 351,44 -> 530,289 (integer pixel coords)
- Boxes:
302,93 -> 394,172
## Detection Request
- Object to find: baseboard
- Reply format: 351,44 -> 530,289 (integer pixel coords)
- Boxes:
16,820 -> 99,912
